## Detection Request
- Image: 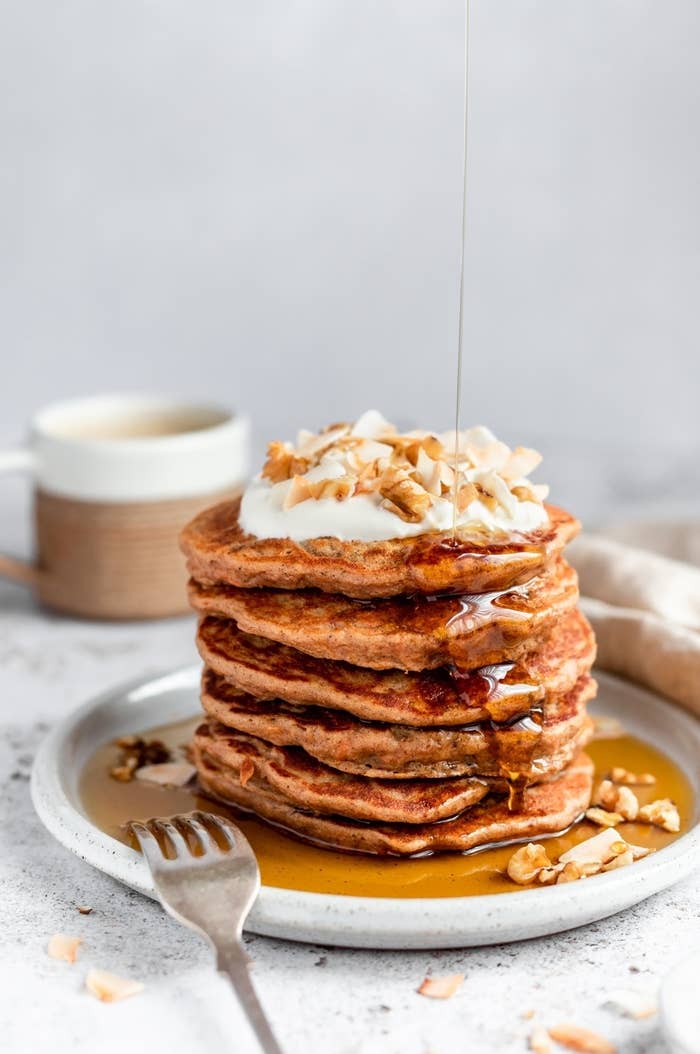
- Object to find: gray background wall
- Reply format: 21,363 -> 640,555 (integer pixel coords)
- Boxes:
1,0 -> 699,529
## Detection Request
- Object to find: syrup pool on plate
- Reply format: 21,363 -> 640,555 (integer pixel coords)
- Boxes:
79,716 -> 693,899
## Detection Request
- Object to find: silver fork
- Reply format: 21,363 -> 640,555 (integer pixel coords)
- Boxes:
130,811 -> 283,1054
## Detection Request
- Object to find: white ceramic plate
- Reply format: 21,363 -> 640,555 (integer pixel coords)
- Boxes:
31,667 -> 700,950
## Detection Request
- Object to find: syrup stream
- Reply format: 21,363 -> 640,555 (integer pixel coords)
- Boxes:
451,0 -> 471,536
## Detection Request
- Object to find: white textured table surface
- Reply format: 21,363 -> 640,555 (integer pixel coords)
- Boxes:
2,549 -> 698,1054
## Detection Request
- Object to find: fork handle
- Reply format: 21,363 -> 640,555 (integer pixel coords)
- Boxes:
217,944 -> 284,1054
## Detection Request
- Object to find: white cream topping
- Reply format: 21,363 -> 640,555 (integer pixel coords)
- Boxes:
240,411 -> 550,542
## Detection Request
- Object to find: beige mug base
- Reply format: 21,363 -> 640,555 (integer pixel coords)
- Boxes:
34,487 -> 241,620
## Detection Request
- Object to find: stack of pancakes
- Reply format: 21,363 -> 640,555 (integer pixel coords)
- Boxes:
181,498 -> 597,856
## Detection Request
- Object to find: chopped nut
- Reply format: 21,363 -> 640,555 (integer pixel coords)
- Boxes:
538,866 -> 563,885
556,862 -> 582,884
506,843 -> 553,885
585,807 -> 623,828
77,906 -> 93,915
239,757 -> 255,788
638,799 -> 680,833
610,767 -> 656,786
379,469 -> 432,523
593,781 -> 639,821
47,934 -> 82,963
548,1025 -> 616,1053
134,762 -> 195,788
110,736 -> 170,782
530,1026 -> 553,1053
85,969 -> 144,1003
261,441 -> 309,483
417,973 -> 464,999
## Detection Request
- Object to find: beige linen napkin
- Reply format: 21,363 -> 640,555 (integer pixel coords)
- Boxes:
568,529 -> 700,719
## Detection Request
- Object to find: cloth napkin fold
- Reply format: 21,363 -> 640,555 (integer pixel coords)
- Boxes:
568,529 -> 700,720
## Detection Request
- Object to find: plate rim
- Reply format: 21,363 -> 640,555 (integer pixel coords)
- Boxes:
31,664 -> 700,949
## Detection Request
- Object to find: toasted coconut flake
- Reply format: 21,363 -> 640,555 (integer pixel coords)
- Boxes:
602,849 -> 635,871
311,476 -> 355,502
603,988 -> 657,1019
502,446 -> 543,481
559,828 -> 628,868
239,757 -> 255,788
456,482 -> 479,512
507,843 -> 553,885
134,762 -> 195,788
47,934 -> 82,963
530,1026 -> 554,1054
585,808 -> 623,828
610,767 -> 656,786
638,799 -> 680,833
85,969 -> 144,1003
417,973 -> 464,999
282,475 -> 313,510
548,1024 -> 616,1053
627,843 -> 655,861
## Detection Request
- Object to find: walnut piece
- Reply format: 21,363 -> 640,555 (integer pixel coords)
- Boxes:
548,1024 -> 616,1053
585,807 -> 623,828
110,736 -> 170,782
638,798 -> 680,832
417,973 -> 464,999
379,469 -> 432,523
261,441 -> 309,483
610,767 -> 656,786
47,934 -> 82,963
593,780 -> 639,821
506,843 -> 553,884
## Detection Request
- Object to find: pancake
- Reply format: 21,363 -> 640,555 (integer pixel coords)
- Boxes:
200,668 -> 596,780
181,497 -> 580,600
196,608 -> 596,726
193,723 -> 494,823
195,747 -> 594,856
189,559 -> 579,672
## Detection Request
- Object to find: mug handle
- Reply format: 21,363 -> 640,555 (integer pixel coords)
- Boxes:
0,449 -> 40,587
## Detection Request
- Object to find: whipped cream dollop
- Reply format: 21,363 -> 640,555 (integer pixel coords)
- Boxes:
240,410 -> 550,542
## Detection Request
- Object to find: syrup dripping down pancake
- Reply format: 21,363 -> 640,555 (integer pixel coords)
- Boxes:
181,497 -> 580,600
200,669 -> 595,781
193,744 -> 594,857
188,559 -> 579,672
196,608 -> 596,726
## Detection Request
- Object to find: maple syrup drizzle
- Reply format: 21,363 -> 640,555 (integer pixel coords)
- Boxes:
79,717 -> 694,899
451,0 -> 471,536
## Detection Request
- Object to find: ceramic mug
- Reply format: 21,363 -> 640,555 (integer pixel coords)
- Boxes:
0,394 -> 249,619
